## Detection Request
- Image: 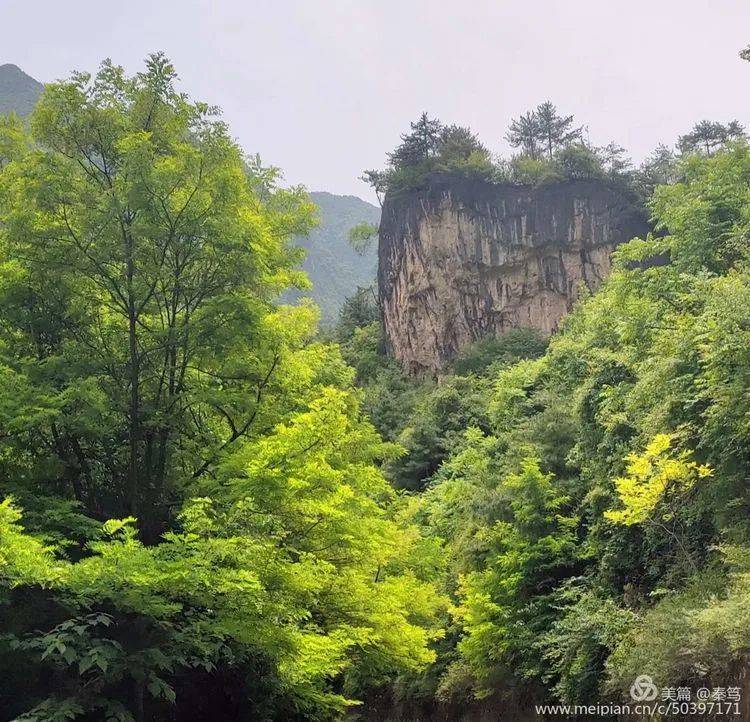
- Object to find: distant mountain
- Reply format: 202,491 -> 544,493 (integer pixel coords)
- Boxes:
0,64 -> 43,117
285,192 -> 380,325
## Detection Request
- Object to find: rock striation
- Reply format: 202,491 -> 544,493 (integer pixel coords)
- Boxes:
378,175 -> 649,375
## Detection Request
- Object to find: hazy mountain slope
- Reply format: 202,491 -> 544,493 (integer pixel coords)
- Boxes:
286,191 -> 380,324
0,64 -> 43,117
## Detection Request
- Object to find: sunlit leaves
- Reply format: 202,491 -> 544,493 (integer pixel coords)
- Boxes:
605,435 -> 712,526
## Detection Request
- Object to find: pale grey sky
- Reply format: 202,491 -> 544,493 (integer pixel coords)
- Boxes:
3,1 -> 750,200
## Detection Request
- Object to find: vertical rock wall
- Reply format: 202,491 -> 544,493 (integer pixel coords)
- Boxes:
378,176 -> 649,375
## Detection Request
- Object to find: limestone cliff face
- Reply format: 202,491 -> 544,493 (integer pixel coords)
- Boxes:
378,175 -> 649,375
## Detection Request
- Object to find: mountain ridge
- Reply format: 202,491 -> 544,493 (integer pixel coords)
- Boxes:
0,63 -> 44,117
285,190 -> 379,324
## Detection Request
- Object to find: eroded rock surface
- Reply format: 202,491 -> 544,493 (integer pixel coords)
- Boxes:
378,175 -> 649,375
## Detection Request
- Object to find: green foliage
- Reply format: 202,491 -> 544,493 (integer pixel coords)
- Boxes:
334,287 -> 380,347
347,221 -> 379,256
454,458 -> 576,694
540,586 -> 635,704
604,558 -> 743,695
506,101 -> 582,159
604,434 -> 712,527
363,99 -> 746,214
553,142 -> 604,180
362,114 -> 496,198
649,141 -> 750,273
0,56 -> 443,722
634,144 -> 679,197
451,328 -> 547,376
0,53 -> 317,539
677,119 -> 745,156
390,139 -> 750,707
7,50 -> 750,721
389,376 -> 493,491
1,356 -> 446,719
506,154 -> 563,185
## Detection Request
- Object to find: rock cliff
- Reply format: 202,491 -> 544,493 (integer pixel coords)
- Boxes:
378,175 -> 649,375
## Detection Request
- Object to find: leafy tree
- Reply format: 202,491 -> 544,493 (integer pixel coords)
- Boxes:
437,125 -> 490,166
408,138 -> 750,707
451,328 -> 548,376
596,142 -> 632,177
1,383 -> 446,719
649,141 -> 750,272
540,587 -> 635,704
604,434 -> 711,527
677,119 -> 746,155
334,286 -> 380,344
535,101 -> 582,158
363,116 -> 495,197
455,458 -> 576,693
0,53 -> 316,540
604,435 -> 712,571
359,169 -> 388,205
506,103 -> 581,160
505,111 -> 542,159
389,375 -> 493,491
508,153 -> 562,185
347,221 -> 379,256
553,142 -> 603,180
388,112 -> 442,168
0,56 -> 445,722
635,143 -> 679,197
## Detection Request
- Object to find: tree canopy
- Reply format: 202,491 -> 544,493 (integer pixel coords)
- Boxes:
343,131 -> 750,713
5,45 -> 750,722
0,55 -> 444,721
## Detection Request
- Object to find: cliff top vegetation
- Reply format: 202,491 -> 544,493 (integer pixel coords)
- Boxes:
362,103 -> 747,204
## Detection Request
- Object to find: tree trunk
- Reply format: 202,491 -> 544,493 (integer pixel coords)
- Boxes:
125,223 -> 141,521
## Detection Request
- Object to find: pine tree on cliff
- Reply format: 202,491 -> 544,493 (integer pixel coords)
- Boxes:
506,102 -> 581,159
388,112 -> 442,167
678,119 -> 746,155
506,111 -> 542,158
438,124 -> 490,164
535,101 -> 582,158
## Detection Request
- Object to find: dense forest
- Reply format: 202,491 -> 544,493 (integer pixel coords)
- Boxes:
3,50 -> 750,721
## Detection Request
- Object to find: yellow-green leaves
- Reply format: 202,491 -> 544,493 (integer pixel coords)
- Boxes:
0,498 -> 60,587
605,434 -> 712,526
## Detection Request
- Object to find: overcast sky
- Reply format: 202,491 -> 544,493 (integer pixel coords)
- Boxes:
3,1 -> 750,201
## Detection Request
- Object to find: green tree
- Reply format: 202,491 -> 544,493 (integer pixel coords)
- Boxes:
335,287 -> 379,343
388,112 -> 442,168
677,119 -> 745,155
0,56 -> 445,721
347,221 -> 379,256
455,458 -> 576,693
0,54 -> 315,539
635,143 -> 678,197
436,124 -> 491,167
554,142 -> 603,180
505,111 -> 542,159
1,382 -> 446,719
535,101 -> 581,159
506,103 -> 581,160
